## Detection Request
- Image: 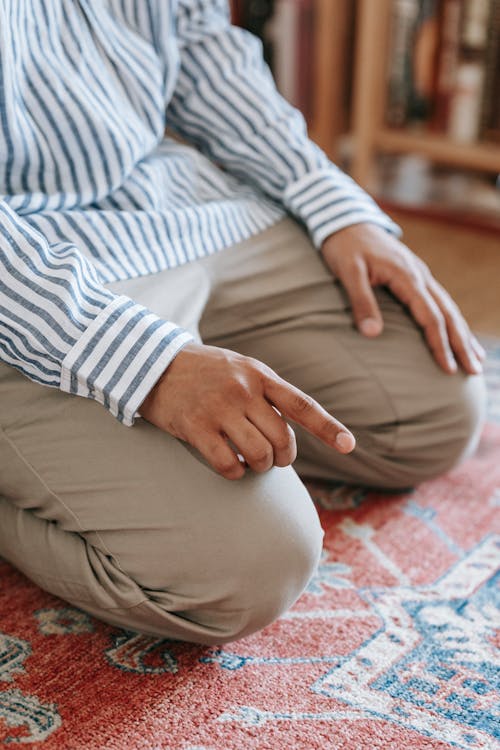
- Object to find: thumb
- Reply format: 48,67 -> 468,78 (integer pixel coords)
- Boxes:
340,259 -> 383,337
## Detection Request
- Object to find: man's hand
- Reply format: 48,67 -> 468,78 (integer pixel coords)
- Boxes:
139,343 -> 355,480
321,223 -> 485,375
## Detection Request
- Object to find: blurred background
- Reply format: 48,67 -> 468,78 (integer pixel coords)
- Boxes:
230,0 -> 500,335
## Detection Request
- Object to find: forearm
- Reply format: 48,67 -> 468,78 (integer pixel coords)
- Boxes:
168,0 -> 400,245
0,200 -> 193,425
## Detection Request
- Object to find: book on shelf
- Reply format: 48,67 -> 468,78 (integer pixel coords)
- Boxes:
431,0 -> 461,131
266,1 -> 299,106
229,0 -> 336,128
230,0 -> 275,65
385,0 -> 500,145
266,0 -> 315,117
386,0 -> 440,127
481,0 -> 500,142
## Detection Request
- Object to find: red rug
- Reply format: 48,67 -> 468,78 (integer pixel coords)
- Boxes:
1,349 -> 500,749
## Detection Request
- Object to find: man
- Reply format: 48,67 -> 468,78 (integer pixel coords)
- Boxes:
0,0 -> 485,645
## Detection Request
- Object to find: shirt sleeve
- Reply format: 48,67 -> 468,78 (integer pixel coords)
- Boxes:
0,200 -> 193,425
166,0 -> 401,249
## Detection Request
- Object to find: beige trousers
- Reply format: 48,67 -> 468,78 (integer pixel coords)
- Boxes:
0,219 -> 486,644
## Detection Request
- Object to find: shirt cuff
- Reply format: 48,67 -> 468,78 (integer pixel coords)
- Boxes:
60,295 -> 193,426
283,168 -> 402,249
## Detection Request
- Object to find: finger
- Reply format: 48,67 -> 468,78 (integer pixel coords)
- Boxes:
389,274 -> 457,374
264,377 -> 356,453
468,333 -> 485,360
428,282 -> 483,375
224,418 -> 275,473
471,336 -> 486,361
193,432 -> 245,480
247,402 -> 297,467
339,257 -> 383,337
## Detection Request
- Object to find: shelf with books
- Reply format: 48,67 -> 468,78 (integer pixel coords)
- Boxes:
231,0 -> 500,223
351,0 -> 500,195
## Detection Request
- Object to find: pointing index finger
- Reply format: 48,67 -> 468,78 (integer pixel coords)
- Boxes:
263,376 -> 356,454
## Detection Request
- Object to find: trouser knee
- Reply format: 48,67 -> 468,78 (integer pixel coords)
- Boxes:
367,372 -> 487,489
179,469 -> 324,644
86,468 -> 324,645
294,372 -> 487,491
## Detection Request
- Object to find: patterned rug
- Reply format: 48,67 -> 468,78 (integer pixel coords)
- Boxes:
1,344 -> 499,750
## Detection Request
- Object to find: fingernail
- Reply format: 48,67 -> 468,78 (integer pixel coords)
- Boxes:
336,432 -> 356,453
359,318 -> 382,337
447,355 -> 457,373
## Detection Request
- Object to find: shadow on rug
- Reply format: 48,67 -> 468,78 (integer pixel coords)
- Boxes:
1,346 -> 499,750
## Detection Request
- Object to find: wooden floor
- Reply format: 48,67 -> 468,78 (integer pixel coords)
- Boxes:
391,210 -> 500,336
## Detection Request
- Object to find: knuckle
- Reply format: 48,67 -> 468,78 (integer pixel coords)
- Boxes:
425,308 -> 441,327
419,296 -> 442,325
251,446 -> 273,467
227,377 -> 252,402
258,363 -> 279,386
417,259 -> 431,277
247,356 -> 267,374
347,255 -> 366,275
451,305 -> 467,327
274,453 -> 295,468
317,418 -> 336,442
223,465 -> 245,480
242,355 -> 272,384
292,393 -> 314,414
458,322 -> 472,343
433,308 -> 446,330
214,457 -> 238,475
277,436 -> 297,463
274,432 -> 292,452
405,268 -> 421,287
428,317 -> 445,337
317,416 -> 339,442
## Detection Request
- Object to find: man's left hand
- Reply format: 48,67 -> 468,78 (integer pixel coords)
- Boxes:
321,223 -> 485,376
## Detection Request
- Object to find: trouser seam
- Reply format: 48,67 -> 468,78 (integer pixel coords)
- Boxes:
0,425 -> 128,578
6,539 -> 148,610
309,314 -> 401,456
100,599 -> 150,612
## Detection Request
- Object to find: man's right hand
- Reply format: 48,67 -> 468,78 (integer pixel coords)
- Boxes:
139,342 -> 355,480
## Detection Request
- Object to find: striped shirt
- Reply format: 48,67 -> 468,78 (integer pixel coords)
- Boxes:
0,0 -> 399,425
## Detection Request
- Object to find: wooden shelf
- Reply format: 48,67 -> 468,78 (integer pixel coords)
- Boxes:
350,0 -> 500,190
308,0 -> 351,160
375,130 -> 500,174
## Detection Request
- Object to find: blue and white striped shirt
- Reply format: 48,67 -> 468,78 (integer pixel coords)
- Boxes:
0,0 -> 399,425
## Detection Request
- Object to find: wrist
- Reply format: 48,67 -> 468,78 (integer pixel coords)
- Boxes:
138,341 -> 201,419
322,222 -> 388,249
